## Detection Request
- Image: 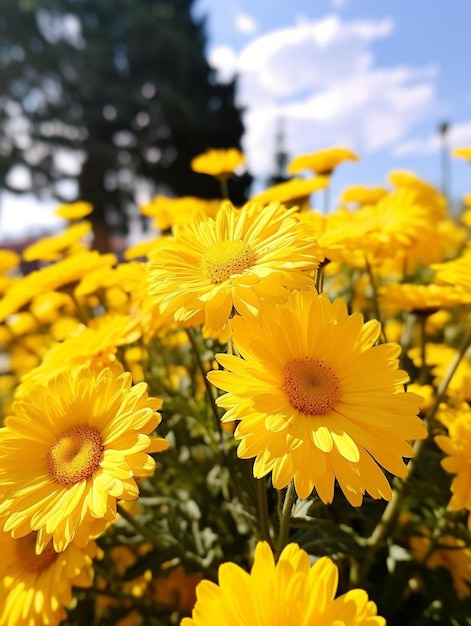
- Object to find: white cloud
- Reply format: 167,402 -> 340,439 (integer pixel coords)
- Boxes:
234,11 -> 258,35
209,13 -> 443,179
209,45 -> 238,83
331,0 -> 347,8
393,121 -> 471,156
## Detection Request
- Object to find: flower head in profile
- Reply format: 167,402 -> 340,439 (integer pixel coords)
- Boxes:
287,146 -> 359,176
0,364 -> 169,553
251,176 -> 329,210
452,146 -> 471,161
379,282 -> 469,317
54,201 -> 94,220
0,530 -> 98,626
190,148 -> 245,179
432,249 -> 471,292
340,184 -> 389,207
208,289 -> 426,505
182,541 -> 385,626
147,201 -> 324,339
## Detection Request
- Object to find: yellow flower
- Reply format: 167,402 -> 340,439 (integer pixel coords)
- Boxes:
452,146 -> 471,161
0,530 -> 98,626
182,541 -> 385,626
408,344 -> 471,403
433,250 -> 471,292
140,195 -> 221,231
378,283 -> 469,317
22,221 -> 92,262
388,170 -> 447,220
340,184 -> 389,207
355,190 -> 439,268
54,201 -> 94,220
287,146 -> 359,176
0,250 -> 116,323
435,405 -> 471,529
0,364 -> 169,553
251,176 -> 329,210
190,148 -> 245,179
20,313 -> 142,387
0,249 -> 20,274
147,201 -> 324,339
208,289 -> 426,504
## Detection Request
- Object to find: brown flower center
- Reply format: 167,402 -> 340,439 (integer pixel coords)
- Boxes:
47,425 -> 104,486
282,357 -> 341,415
201,240 -> 256,284
15,532 -> 58,572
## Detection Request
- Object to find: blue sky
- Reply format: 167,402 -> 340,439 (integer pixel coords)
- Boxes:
1,0 -> 470,239
193,0 -> 471,202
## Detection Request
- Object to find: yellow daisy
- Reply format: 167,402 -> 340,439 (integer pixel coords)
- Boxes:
452,146 -> 471,161
147,201 -> 324,338
22,221 -> 92,262
432,250 -> 471,292
208,289 -> 427,505
287,146 -> 359,176
340,184 -> 389,207
190,148 -> 246,179
435,404 -> 471,529
0,530 -> 98,626
182,541 -> 385,626
251,176 -> 329,210
388,170 -> 447,220
0,364 -> 169,553
140,195 -> 221,231
0,249 -> 20,274
19,313 -> 141,387
54,201 -> 94,220
378,283 -> 469,317
0,250 -> 116,323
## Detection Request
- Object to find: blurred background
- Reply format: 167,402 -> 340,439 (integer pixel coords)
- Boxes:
0,0 -> 470,248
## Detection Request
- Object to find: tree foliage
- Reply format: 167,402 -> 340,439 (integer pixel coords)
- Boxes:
0,0 -> 250,243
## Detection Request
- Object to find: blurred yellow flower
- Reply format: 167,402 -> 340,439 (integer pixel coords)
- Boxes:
433,250 -> 471,292
190,148 -> 245,179
208,289 -> 426,505
340,184 -> 389,207
0,250 -> 116,323
22,221 -> 92,262
54,201 -> 94,220
0,530 -> 98,626
182,541 -> 385,626
251,176 -> 328,209
452,146 -> 471,161
379,283 -> 469,317
0,364 -> 169,553
140,195 -> 221,231
287,146 -> 359,176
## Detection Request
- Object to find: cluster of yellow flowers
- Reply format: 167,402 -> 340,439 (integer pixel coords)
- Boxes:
0,145 -> 470,625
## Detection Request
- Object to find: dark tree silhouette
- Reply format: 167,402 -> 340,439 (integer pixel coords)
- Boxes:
0,0 -> 251,249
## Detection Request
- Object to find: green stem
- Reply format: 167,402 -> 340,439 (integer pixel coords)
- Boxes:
364,255 -> 387,343
256,476 -> 273,546
186,327 -> 224,441
275,481 -> 297,558
417,313 -> 429,385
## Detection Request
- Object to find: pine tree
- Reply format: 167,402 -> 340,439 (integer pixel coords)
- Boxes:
0,0 -> 251,249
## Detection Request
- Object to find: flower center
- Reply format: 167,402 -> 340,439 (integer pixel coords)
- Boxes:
201,240 -> 256,284
282,357 -> 341,415
47,425 -> 104,486
15,532 -> 58,573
